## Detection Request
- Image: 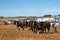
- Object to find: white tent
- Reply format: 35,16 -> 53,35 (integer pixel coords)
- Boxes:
36,18 -> 50,22
50,18 -> 55,22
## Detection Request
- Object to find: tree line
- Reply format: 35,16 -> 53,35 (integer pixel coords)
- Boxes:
0,14 -> 60,18
0,16 -> 4,18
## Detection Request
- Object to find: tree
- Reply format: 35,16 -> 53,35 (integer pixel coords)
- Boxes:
58,15 -> 60,16
0,16 -> 4,18
44,15 -> 52,17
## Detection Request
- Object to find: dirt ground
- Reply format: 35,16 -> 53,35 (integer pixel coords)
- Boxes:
0,24 -> 60,40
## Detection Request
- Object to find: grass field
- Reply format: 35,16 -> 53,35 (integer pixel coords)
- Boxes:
0,24 -> 60,40
0,18 -> 26,21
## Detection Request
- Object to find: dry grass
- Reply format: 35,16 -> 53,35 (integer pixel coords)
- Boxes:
0,18 -> 26,20
0,24 -> 60,40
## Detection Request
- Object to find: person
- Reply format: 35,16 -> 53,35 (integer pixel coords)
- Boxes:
52,22 -> 58,33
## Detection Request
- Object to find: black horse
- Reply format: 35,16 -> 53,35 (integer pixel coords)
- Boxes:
14,20 -> 29,30
28,21 -> 51,34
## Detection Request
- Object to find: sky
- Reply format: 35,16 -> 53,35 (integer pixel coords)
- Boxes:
0,0 -> 60,17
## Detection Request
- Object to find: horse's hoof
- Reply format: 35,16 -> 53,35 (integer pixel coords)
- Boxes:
37,32 -> 39,34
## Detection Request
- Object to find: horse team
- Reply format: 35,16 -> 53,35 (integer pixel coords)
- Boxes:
14,20 -> 51,34
4,20 -> 57,34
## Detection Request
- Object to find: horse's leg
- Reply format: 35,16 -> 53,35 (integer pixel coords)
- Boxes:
47,27 -> 50,33
17,25 -> 20,30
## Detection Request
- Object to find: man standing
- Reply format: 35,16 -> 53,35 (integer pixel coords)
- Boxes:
52,22 -> 58,33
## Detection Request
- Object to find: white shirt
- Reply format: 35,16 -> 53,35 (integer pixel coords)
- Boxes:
55,23 -> 59,27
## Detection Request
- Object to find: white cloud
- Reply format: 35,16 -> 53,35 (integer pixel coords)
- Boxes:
41,7 -> 60,15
